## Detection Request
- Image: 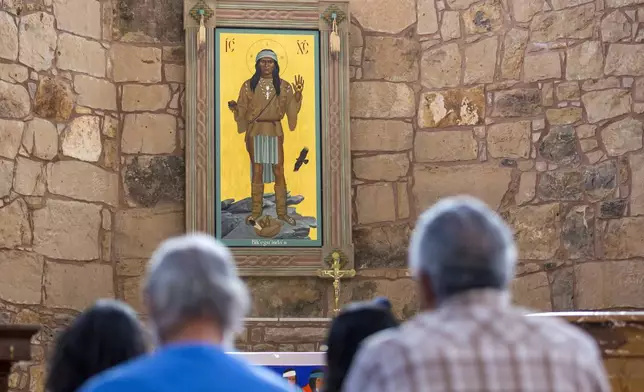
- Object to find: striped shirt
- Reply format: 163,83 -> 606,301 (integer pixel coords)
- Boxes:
343,289 -> 610,392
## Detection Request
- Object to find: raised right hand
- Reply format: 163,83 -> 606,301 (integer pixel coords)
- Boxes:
228,100 -> 238,112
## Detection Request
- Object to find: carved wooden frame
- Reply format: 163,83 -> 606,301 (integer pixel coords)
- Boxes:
183,0 -> 353,276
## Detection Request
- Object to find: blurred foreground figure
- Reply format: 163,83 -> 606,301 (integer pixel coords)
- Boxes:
343,196 -> 610,392
79,234 -> 291,392
325,298 -> 398,392
46,299 -> 146,392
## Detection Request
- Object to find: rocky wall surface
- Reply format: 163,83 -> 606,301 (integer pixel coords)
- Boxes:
0,0 -> 644,389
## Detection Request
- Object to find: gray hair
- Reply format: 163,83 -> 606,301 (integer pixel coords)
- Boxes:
408,196 -> 517,302
143,234 -> 250,345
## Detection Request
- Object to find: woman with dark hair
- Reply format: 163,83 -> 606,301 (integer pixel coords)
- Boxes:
324,297 -> 399,392
45,299 -> 147,392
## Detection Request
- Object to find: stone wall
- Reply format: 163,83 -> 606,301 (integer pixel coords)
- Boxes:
1,0 -> 644,389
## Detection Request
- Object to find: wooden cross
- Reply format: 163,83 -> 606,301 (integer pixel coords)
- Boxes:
317,251 -> 355,315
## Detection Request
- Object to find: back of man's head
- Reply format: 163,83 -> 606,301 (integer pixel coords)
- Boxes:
409,196 -> 517,304
143,234 -> 250,346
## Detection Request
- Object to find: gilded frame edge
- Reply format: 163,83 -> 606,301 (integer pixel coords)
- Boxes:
183,0 -> 354,277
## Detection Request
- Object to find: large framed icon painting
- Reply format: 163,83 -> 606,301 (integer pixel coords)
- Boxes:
215,28 -> 322,248
183,0 -> 354,277
230,352 -> 326,392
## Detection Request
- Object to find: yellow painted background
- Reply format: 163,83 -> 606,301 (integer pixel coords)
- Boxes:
218,31 -> 319,240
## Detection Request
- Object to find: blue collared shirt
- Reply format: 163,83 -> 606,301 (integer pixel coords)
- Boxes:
79,342 -> 292,392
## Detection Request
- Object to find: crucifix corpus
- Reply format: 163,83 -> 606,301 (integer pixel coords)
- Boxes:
317,251 -> 356,314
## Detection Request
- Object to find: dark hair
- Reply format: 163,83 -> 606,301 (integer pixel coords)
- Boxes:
45,300 -> 147,392
250,51 -> 281,96
324,299 -> 398,392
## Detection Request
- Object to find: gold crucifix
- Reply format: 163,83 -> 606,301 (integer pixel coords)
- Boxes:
317,250 -> 356,315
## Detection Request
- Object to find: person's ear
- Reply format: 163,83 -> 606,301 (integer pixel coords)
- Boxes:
419,274 -> 436,311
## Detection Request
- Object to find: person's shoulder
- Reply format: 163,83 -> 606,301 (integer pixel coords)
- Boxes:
78,358 -> 149,392
281,79 -> 293,91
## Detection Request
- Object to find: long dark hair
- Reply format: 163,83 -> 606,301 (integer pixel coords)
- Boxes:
324,298 -> 399,392
250,56 -> 281,96
45,299 -> 147,392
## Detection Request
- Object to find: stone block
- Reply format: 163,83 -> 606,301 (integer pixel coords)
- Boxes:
603,217 -> 644,259
121,277 -> 143,313
353,153 -> 409,181
122,156 -> 185,207
47,161 -> 118,206
0,11 -> 18,60
446,0 -> 479,9
340,279 -> 418,320
264,328 -> 326,344
601,10 -> 631,42
555,82 -> 580,101
355,183 -> 396,224
44,261 -> 114,310
110,44 -> 162,83
0,159 -> 13,198
53,0 -> 101,39
601,117 -> 643,156
487,121 -> 531,159
24,118 -> 58,160
524,52 -> 562,82
539,126 -> 579,164
583,161 -> 617,201
350,82 -> 415,118
0,199 -> 31,249
33,78 -> 73,122
501,28 -> 529,79
0,251 -> 43,304
363,36 -> 419,82
13,157 -> 46,196
420,43 -> 461,89
122,113 -> 176,154
412,164 -> 512,214
440,11 -> 460,40
563,205 -> 594,259
18,12 -> 56,71
510,272 -> 552,312
630,152 -> 644,215
418,86 -> 485,128
492,89 -> 542,118
516,172 -> 537,205
546,108 -> 583,125
61,116 -> 102,162
114,207 -> 184,259
351,0 -> 416,34
164,64 -> 184,83
397,182 -> 410,219
511,0 -> 542,22
351,120 -> 413,152
605,44 -> 644,76
502,204 -> 561,260
244,277 -> 326,317
581,89 -> 631,123
464,37 -> 498,84
0,119 -> 23,158
549,267 -> 574,311
121,84 -> 171,112
530,4 -> 595,42
74,75 -> 117,110
0,80 -> 30,119
537,171 -> 583,201
0,63 -> 27,83
57,33 -> 106,77
354,224 -> 410,268
417,0 -> 438,34
582,78 -> 621,91
414,130 -> 478,162
566,41 -> 604,80
463,1 -> 503,35
576,261 -> 644,309
33,199 -> 102,260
